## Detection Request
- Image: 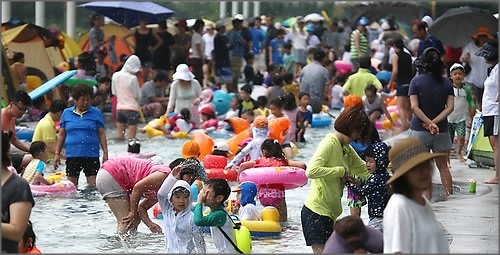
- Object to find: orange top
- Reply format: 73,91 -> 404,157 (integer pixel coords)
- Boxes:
27,246 -> 42,254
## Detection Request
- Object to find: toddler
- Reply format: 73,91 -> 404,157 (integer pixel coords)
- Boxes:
169,108 -> 197,133
253,96 -> 270,117
232,181 -> 260,221
331,74 -> 346,110
297,92 -> 313,143
22,142 -> 51,185
18,221 -> 42,254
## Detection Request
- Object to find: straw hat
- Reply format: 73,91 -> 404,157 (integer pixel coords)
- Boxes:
472,26 -> 494,40
386,137 -> 447,184
173,64 -> 195,81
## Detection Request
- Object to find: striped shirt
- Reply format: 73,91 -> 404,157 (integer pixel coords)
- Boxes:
350,29 -> 369,59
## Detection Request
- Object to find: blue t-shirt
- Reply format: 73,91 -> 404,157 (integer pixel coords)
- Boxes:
35,160 -> 46,174
250,27 -> 265,55
408,73 -> 454,132
376,71 -> 392,84
300,110 -> 313,126
270,38 -> 285,65
60,106 -> 105,158
227,29 -> 252,57
417,35 -> 445,57
214,34 -> 231,69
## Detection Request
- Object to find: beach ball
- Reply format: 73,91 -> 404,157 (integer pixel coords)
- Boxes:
382,119 -> 392,130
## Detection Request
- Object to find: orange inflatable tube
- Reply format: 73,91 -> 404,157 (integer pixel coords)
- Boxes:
268,117 -> 290,144
385,96 -> 397,106
227,117 -> 251,134
191,130 -> 215,160
227,128 -> 251,155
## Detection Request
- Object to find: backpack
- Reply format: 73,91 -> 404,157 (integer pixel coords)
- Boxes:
218,214 -> 252,254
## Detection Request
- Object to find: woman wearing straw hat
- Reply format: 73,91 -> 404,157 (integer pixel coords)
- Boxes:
165,64 -> 203,125
383,137 -> 450,253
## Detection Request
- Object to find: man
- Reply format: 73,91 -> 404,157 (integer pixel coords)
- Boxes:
321,21 -> 342,58
249,17 -> 266,72
299,50 -> 330,113
343,56 -> 383,97
140,71 -> 169,118
350,17 -> 370,72
412,20 -> 445,58
264,15 -> 278,70
226,14 -> 253,92
213,20 -> 233,88
32,100 -> 67,161
1,90 -> 32,172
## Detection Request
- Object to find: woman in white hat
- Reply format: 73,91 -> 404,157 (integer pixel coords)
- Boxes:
383,137 -> 450,253
165,64 -> 203,124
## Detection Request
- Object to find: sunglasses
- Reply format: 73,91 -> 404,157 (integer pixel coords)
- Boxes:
13,103 -> 28,113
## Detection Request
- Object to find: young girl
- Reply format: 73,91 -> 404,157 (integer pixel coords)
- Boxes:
18,221 -> 42,254
448,63 -> 476,163
254,96 -> 270,117
169,108 -> 197,133
238,139 -> 306,224
297,92 -> 313,143
200,107 -> 218,132
268,96 -> 295,158
362,84 -> 394,125
224,97 -> 241,120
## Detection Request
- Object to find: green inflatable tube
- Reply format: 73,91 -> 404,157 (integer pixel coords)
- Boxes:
63,78 -> 98,87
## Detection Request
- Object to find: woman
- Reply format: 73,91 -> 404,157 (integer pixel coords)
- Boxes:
95,156 -> 198,233
190,19 -> 206,85
10,52 -> 27,91
350,17 -> 370,72
153,20 -> 175,73
165,64 -> 203,125
54,84 -> 109,187
290,18 -> 309,72
123,16 -> 163,83
383,137 -> 450,253
2,131 -> 35,253
408,47 -> 455,198
461,27 -> 493,110
171,20 -> 192,70
301,107 -> 372,254
88,13 -> 105,55
202,23 -> 216,87
388,38 -> 414,131
475,39 -> 499,184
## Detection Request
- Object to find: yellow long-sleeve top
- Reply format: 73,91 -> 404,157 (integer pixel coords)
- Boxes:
304,133 -> 371,220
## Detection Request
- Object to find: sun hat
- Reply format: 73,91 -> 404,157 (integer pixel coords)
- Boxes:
232,181 -> 257,194
449,63 -> 465,73
358,16 -> 369,26
474,39 -> 498,58
386,137 -> 447,184
173,64 -> 195,81
181,140 -> 200,159
421,15 -> 433,27
201,89 -> 213,104
472,26 -> 494,40
213,141 -> 229,152
253,116 -> 269,129
233,14 -> 245,21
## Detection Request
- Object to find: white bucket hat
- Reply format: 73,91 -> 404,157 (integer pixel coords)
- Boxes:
173,64 -> 195,81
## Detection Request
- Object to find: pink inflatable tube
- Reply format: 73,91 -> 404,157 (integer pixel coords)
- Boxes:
239,167 -> 308,190
30,180 -> 77,197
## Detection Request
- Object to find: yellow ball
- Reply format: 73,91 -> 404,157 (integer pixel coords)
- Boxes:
390,112 -> 398,122
382,119 -> 393,130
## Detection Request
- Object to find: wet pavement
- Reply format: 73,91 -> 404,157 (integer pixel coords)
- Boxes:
386,131 -> 499,253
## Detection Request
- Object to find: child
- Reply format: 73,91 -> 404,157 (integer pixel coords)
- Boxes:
268,29 -> 286,67
263,64 -> 277,87
282,42 -> 296,75
169,108 -> 197,133
212,142 -> 232,158
266,75 -> 286,105
254,96 -> 270,117
225,97 -> 241,120
362,84 -> 394,125
331,74 -> 346,110
238,139 -> 306,224
282,94 -> 299,158
243,52 -> 255,86
297,92 -> 313,143
200,107 -> 218,132
345,142 -> 392,232
282,73 -> 299,102
225,116 -> 269,170
157,163 -> 207,253
232,181 -> 260,221
22,142 -> 51,185
448,63 -> 476,163
18,221 -> 42,254
238,85 -> 257,114
240,109 -> 255,124
119,138 -> 157,160
199,89 -> 216,114
194,179 -> 237,253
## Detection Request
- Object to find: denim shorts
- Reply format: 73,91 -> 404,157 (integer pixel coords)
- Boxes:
407,129 -> 452,152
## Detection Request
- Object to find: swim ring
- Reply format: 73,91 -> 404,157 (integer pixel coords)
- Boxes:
311,113 -> 332,128
30,180 -> 77,197
143,116 -> 169,137
45,172 -> 66,183
239,167 -> 308,190
227,128 -> 252,155
191,130 -> 214,159
15,126 -> 34,141
240,206 -> 281,239
268,117 -> 290,144
227,117 -> 251,134
203,155 -> 238,181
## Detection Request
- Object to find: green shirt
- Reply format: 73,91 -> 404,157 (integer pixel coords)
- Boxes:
193,203 -> 227,227
350,29 -> 369,59
305,133 -> 371,220
343,68 -> 383,97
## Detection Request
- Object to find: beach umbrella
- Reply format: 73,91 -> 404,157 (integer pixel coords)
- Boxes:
79,1 -> 175,28
428,6 -> 497,48
282,17 -> 296,28
304,13 -> 324,23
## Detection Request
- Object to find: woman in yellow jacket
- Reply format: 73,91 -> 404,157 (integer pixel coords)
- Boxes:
301,106 -> 372,254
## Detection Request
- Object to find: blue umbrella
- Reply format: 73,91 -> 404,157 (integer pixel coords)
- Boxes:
79,1 -> 175,28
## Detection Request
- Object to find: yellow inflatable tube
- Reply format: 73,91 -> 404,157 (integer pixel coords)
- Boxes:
143,116 -> 168,137
46,172 -> 66,183
241,207 -> 281,239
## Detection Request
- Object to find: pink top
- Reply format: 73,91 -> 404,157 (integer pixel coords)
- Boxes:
254,157 -> 289,168
101,156 -> 170,199
202,119 -> 218,129
284,108 -> 298,143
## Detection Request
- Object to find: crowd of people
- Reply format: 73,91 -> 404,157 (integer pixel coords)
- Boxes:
2,11 -> 499,254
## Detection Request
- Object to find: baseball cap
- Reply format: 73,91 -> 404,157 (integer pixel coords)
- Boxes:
213,142 -> 229,152
358,17 -> 369,26
181,140 -> 200,159
449,63 -> 465,73
200,107 -> 215,116
233,14 -> 245,21
253,116 -> 269,129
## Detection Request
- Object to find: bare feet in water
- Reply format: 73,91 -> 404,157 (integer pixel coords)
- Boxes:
483,177 -> 499,184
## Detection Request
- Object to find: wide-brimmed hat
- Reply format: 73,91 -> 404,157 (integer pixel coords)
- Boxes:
475,39 -> 498,58
472,26 -> 494,40
173,64 -> 195,81
387,137 -> 447,184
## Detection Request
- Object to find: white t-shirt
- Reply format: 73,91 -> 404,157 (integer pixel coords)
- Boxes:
383,194 -> 450,253
202,32 -> 216,60
291,29 -> 308,50
330,84 -> 344,109
362,93 -> 382,113
238,204 -> 261,221
461,42 -> 488,88
448,86 -> 471,123
191,32 -> 205,59
481,63 -> 499,116
307,34 -> 321,49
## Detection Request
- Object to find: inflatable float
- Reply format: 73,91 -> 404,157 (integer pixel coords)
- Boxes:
191,130 -> 215,159
240,206 -> 281,239
226,117 -> 251,134
239,167 -> 308,190
311,113 -> 333,128
203,155 -> 238,181
30,180 -> 77,197
15,126 -> 34,141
